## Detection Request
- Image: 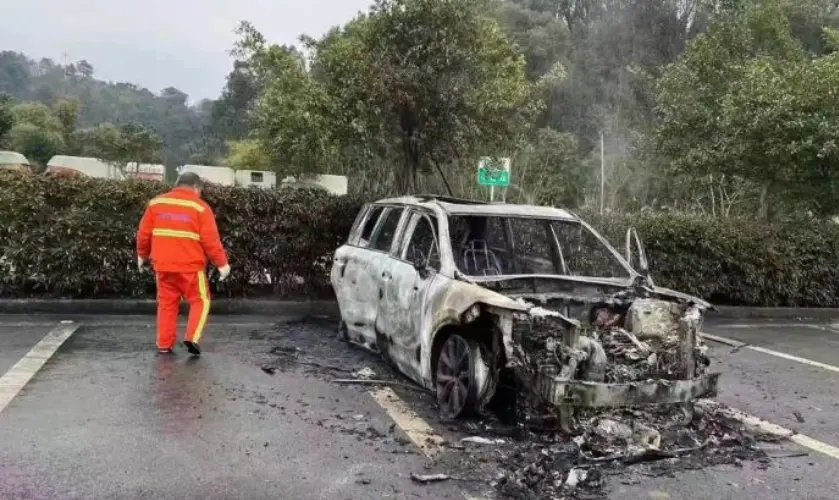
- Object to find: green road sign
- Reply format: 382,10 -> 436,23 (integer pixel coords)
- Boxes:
477,157 -> 510,186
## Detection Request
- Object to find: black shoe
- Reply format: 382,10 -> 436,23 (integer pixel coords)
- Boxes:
158,348 -> 173,355
183,340 -> 201,356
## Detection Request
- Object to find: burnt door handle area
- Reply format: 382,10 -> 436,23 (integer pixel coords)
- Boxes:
336,260 -> 347,277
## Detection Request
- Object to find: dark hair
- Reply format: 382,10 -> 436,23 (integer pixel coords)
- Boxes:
176,172 -> 204,187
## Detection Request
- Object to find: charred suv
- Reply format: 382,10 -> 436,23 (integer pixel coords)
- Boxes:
330,196 -> 719,422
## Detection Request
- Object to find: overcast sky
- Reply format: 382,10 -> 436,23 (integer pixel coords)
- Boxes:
1,0 -> 373,102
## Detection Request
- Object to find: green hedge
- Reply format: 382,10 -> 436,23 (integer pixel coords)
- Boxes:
585,212 -> 839,308
0,171 -> 362,299
2,170 -> 838,306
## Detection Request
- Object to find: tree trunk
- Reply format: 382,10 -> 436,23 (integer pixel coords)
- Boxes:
758,182 -> 769,220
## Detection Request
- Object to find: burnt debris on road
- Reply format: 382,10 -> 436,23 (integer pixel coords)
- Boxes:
252,318 -> 774,500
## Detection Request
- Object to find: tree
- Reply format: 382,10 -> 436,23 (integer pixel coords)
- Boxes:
79,123 -> 163,173
160,87 -> 188,107
0,52 -> 207,168
52,98 -> 80,154
208,59 -> 259,141
308,0 -> 537,192
655,1 -> 839,217
0,94 -> 13,146
224,139 -> 273,170
12,102 -> 62,131
77,60 -> 94,79
233,21 -> 343,177
6,122 -> 64,166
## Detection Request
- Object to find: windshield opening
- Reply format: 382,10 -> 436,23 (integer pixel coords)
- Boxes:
448,215 -> 630,279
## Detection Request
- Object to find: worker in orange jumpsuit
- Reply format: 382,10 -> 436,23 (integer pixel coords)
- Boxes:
136,172 -> 230,356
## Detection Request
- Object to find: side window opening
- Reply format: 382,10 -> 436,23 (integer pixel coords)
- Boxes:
405,214 -> 440,270
370,208 -> 404,252
358,206 -> 384,247
348,205 -> 369,244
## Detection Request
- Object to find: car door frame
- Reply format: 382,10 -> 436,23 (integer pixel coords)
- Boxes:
332,203 -> 375,338
334,203 -> 408,348
375,208 -> 442,383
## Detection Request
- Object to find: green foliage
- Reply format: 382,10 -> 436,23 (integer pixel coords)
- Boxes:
0,171 -> 363,299
0,51 -> 208,165
235,21 -> 339,177
2,169 -> 838,307
238,0 -> 537,191
655,1 -> 839,217
224,139 -> 274,170
12,102 -> 62,131
77,123 -> 164,171
0,94 -> 13,146
6,122 -> 65,166
585,211 -> 839,307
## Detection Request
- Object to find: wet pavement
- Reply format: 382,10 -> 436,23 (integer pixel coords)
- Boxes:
0,315 -> 466,500
1,314 -> 839,499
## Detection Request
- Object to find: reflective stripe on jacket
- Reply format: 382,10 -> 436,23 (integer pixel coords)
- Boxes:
136,187 -> 228,273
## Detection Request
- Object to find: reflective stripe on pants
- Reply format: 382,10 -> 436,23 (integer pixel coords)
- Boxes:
155,271 -> 211,349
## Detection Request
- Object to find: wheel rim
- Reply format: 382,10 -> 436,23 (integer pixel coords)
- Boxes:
436,336 -> 472,418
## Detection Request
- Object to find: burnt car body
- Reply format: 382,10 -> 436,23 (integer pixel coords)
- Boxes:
330,195 -> 719,421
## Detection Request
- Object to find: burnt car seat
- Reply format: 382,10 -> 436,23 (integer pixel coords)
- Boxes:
461,240 -> 504,276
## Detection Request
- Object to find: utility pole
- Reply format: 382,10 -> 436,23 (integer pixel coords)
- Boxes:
600,132 -> 605,215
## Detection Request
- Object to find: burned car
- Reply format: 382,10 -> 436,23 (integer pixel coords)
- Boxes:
331,196 -> 719,424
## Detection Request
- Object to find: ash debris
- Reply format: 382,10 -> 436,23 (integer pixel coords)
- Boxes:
488,402 -> 770,499
478,300 -> 766,498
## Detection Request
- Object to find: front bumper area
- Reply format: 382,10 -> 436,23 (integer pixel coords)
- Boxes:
534,370 -> 720,408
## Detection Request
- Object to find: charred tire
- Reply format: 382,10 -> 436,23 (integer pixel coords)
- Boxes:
435,334 -> 482,420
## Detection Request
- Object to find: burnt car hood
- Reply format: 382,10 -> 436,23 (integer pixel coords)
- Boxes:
464,274 -> 712,309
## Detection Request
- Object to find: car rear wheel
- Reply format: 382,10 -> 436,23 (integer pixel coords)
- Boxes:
436,334 -> 480,419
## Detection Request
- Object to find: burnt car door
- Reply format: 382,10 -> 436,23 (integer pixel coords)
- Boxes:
334,204 -> 404,347
375,210 -> 441,383
332,203 -> 373,335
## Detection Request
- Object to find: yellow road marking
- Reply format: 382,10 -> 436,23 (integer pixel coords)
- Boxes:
369,387 -> 445,458
369,387 -> 491,500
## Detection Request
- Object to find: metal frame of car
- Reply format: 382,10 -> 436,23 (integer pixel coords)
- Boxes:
331,195 -> 718,421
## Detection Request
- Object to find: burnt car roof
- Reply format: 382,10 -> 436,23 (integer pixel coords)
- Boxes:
373,195 -> 579,221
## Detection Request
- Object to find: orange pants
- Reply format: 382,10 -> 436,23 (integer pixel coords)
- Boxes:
155,271 -> 211,349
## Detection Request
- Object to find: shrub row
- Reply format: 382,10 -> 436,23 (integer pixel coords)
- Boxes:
2,170 -> 838,306
0,171 -> 362,299
586,212 -> 839,308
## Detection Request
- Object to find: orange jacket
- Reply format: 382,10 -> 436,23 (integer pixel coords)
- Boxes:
136,187 -> 229,273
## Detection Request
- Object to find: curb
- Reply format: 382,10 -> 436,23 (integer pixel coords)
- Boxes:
2,299 -> 838,321
0,299 -> 340,319
708,306 -> 839,321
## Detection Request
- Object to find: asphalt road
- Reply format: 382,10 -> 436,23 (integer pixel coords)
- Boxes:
2,313 -> 839,499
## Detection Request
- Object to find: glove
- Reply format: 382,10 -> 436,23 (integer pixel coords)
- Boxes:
218,264 -> 231,281
137,257 -> 145,271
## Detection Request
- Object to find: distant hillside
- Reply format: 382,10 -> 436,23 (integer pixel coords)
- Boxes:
0,51 -> 218,166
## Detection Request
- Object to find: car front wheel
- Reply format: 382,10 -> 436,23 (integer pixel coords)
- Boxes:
436,334 -> 481,419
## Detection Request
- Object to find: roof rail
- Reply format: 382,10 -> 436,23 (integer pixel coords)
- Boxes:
414,193 -> 486,205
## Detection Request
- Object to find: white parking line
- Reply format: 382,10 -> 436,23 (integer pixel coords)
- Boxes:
700,401 -> 839,460
0,322 -> 79,413
715,323 -> 811,329
701,332 -> 839,374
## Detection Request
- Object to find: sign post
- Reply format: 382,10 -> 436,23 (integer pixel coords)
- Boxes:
477,157 -> 511,202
